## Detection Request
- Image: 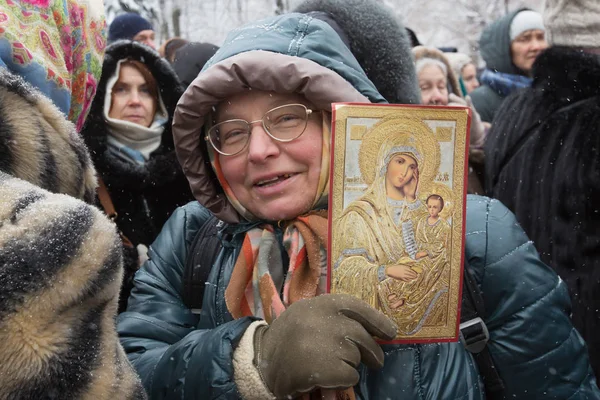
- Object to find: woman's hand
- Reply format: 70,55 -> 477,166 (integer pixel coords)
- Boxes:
403,168 -> 419,201
386,265 -> 418,282
250,294 -> 397,398
416,251 -> 428,260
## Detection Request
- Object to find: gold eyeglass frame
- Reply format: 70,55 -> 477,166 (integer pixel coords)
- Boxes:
205,103 -> 313,156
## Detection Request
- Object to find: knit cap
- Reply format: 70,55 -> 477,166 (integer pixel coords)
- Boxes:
510,10 -> 545,41
543,0 -> 600,48
108,13 -> 153,43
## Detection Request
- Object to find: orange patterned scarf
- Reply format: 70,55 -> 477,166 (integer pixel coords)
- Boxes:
225,212 -> 355,400
225,211 -> 328,323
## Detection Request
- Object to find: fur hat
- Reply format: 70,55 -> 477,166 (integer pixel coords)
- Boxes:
544,0 -> 600,48
293,0 -> 420,104
108,13 -> 153,43
0,69 -> 97,203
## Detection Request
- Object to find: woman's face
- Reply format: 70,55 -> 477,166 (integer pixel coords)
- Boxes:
418,64 -> 449,106
511,29 -> 547,73
109,65 -> 156,128
461,63 -> 480,94
216,90 -> 323,221
386,154 -> 418,192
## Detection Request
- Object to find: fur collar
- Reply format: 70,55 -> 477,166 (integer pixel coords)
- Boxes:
94,142 -> 184,190
532,47 -> 600,102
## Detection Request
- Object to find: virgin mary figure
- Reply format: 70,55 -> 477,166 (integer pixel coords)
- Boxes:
332,118 -> 450,336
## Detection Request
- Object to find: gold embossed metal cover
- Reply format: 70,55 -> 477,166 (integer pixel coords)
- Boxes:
328,103 -> 469,344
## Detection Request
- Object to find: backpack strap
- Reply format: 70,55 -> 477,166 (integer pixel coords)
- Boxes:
460,260 -> 505,399
182,213 -> 228,314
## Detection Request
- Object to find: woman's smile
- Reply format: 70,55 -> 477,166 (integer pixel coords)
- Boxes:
251,172 -> 299,196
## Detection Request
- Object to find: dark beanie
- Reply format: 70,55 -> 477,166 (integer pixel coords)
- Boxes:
108,13 -> 153,42
172,42 -> 220,88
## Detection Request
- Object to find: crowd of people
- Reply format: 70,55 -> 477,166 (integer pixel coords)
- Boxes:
0,0 -> 598,398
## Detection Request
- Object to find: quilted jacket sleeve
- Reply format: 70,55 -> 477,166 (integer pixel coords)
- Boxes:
117,202 -> 253,399
464,196 -> 599,398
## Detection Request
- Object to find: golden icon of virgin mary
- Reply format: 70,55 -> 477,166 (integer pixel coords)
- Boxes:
332,117 -> 451,337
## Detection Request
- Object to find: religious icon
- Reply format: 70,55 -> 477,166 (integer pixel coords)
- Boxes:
328,103 -> 470,343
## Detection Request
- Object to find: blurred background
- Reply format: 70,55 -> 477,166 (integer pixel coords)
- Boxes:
104,0 -> 544,65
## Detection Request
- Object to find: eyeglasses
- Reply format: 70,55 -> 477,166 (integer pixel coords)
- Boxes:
206,103 -> 313,156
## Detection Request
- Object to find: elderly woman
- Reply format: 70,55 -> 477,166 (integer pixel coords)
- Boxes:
82,40 -> 194,311
117,7 -> 599,400
470,8 -> 547,122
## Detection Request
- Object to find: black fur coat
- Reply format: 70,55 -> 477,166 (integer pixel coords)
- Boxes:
485,47 -> 600,379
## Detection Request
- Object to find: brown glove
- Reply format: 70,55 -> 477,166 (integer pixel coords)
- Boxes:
253,294 -> 397,399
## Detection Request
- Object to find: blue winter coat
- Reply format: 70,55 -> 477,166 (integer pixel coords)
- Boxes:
118,196 -> 599,399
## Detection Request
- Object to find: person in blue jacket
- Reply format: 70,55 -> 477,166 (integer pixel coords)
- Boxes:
117,5 -> 600,400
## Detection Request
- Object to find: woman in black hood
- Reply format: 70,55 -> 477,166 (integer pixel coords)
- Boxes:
82,40 -> 194,311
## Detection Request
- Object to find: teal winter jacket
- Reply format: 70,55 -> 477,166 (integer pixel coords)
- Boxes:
118,196 -> 599,399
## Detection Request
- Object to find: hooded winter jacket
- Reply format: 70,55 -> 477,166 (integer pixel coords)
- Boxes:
117,12 -> 599,399
470,8 -> 531,123
82,41 -> 194,310
0,68 -> 146,398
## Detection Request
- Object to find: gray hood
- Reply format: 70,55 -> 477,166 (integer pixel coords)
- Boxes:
479,8 -> 530,75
